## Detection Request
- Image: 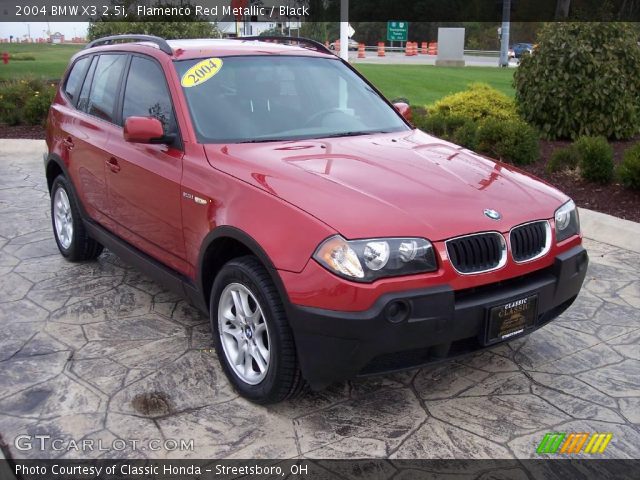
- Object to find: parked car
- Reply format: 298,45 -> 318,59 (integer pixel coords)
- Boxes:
509,43 -> 534,59
329,38 -> 360,50
45,35 -> 588,404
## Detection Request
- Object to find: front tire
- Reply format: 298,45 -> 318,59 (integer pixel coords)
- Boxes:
210,256 -> 304,404
50,175 -> 103,261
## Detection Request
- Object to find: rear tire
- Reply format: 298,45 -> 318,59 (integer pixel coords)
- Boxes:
50,175 -> 103,261
210,256 -> 304,404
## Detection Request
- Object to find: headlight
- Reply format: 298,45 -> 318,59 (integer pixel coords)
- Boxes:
313,235 -> 438,282
554,200 -> 580,242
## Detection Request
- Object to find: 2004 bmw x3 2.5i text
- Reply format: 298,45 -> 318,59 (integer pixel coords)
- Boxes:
45,35 -> 588,403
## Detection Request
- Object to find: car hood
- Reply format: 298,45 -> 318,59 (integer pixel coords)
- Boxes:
204,130 -> 568,241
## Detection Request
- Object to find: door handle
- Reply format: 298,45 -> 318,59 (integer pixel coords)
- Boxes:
63,136 -> 74,150
106,157 -> 121,173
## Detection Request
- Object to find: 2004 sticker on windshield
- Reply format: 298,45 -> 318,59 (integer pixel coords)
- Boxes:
181,58 -> 223,87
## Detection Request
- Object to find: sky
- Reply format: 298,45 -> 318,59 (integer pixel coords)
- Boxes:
0,22 -> 89,40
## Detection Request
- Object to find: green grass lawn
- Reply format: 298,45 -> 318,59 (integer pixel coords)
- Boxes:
0,43 -> 83,81
356,64 -> 515,106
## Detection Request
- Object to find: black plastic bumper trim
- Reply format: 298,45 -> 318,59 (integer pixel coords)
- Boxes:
288,245 -> 589,390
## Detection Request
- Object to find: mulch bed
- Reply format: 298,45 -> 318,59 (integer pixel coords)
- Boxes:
2,124 -> 639,222
526,138 -> 640,223
0,124 -> 45,140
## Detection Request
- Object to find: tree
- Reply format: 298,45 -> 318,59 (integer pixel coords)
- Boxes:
299,22 -> 339,43
258,28 -> 284,37
87,1 -> 219,40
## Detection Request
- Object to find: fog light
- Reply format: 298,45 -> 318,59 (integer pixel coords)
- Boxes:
384,300 -> 410,323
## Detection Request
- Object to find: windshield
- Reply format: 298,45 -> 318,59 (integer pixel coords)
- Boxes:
175,55 -> 409,143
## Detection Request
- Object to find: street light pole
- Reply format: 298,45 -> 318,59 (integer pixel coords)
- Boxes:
499,0 -> 511,67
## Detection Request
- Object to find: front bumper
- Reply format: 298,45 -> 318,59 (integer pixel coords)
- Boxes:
288,245 -> 588,390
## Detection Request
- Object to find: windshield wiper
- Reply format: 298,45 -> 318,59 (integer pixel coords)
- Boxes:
238,138 -> 288,143
237,131 -> 392,143
321,130 -> 389,139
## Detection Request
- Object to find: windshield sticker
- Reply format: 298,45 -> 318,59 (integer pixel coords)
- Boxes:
181,58 -> 223,88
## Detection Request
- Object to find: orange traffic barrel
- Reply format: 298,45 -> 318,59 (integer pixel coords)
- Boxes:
377,42 -> 385,57
429,42 -> 438,55
358,43 -> 365,58
421,42 -> 428,54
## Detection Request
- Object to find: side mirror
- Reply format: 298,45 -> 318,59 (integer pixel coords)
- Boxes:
393,102 -> 412,122
123,116 -> 166,144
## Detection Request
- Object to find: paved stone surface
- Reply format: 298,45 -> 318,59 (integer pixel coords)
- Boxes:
0,140 -> 639,460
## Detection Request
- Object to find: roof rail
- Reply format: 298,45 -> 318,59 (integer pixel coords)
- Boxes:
85,34 -> 173,55
234,36 -> 333,55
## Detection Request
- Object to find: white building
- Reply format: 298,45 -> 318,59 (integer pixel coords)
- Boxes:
218,20 -> 302,37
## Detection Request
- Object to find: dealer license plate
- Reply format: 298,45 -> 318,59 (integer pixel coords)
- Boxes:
485,295 -> 538,345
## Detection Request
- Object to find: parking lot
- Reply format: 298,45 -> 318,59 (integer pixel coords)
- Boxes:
0,140 -> 639,461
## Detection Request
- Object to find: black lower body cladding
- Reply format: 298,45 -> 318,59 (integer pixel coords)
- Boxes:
288,246 -> 588,390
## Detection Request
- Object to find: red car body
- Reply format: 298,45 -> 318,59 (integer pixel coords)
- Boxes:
45,37 -> 588,392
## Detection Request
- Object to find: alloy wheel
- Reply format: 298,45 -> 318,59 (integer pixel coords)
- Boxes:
53,187 -> 73,249
217,282 -> 271,385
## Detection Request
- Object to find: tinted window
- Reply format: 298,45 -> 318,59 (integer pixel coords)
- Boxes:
77,56 -> 97,113
85,54 -> 127,123
64,56 -> 90,102
122,56 -> 176,135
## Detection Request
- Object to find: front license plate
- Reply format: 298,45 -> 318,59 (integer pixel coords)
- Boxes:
485,295 -> 538,345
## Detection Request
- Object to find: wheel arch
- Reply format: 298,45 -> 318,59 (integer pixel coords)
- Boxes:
45,153 -> 89,218
45,154 -> 67,193
197,226 -> 292,315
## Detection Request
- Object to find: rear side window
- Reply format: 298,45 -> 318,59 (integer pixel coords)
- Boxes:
64,56 -> 90,102
84,54 -> 127,123
77,57 -> 98,113
122,56 -> 177,136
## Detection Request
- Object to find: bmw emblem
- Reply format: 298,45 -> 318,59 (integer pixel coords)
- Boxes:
484,209 -> 502,220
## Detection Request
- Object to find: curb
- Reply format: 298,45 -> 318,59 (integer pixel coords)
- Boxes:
0,138 -> 45,154
579,208 -> 640,254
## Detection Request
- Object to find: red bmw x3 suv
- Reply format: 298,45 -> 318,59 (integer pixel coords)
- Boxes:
45,35 -> 588,403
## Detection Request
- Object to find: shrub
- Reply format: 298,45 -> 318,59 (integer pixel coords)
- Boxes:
412,109 -> 434,134
24,90 -> 55,125
514,23 -> 640,140
546,145 -> 580,173
0,82 -> 30,125
416,112 -> 467,139
476,118 -> 540,165
0,78 -> 56,126
416,84 -> 538,163
574,136 -> 614,183
429,83 -> 517,122
0,98 -> 21,126
451,120 -> 478,150
618,144 -> 640,190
